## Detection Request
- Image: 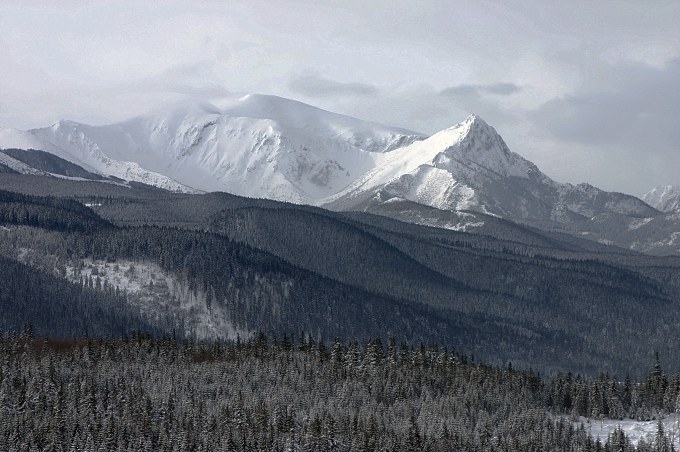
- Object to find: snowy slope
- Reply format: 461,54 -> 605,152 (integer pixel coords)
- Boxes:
28,120 -> 198,193
643,185 -> 680,212
326,114 -> 656,223
3,98 -> 673,253
10,95 -> 423,202
1,125 -> 195,192
0,127 -> 49,152
0,150 -> 45,175
582,414 -> 680,450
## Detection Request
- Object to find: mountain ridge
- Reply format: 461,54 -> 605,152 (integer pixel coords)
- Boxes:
325,113 -> 657,225
644,184 -> 680,212
9,95 -> 424,203
1,94 -> 677,254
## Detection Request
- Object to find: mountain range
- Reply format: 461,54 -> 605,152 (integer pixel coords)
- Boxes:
3,95 -> 680,376
1,94 -> 678,255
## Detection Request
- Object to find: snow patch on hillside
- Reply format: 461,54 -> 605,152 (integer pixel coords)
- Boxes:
579,415 -> 680,448
382,209 -> 485,232
629,217 -> 653,230
65,259 -> 250,340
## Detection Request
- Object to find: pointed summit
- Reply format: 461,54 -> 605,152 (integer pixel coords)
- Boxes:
326,113 -> 550,212
460,113 -> 496,136
465,113 -> 482,123
436,113 -> 495,141
435,116 -> 524,176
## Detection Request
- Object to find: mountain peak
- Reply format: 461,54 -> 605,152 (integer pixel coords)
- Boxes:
464,113 -> 482,123
8,94 -> 424,201
423,114 -> 540,183
425,114 -> 500,154
50,119 -> 78,130
462,113 -> 494,133
439,113 -> 491,134
234,93 -> 310,112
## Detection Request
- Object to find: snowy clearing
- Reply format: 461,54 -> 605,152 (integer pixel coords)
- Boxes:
578,414 -> 680,448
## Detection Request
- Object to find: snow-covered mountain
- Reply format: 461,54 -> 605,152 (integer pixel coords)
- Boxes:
643,185 -> 680,212
0,96 -> 653,222
3,96 -> 676,253
0,125 -> 196,192
327,115 -> 549,214
3,94 -> 423,203
326,114 -> 657,224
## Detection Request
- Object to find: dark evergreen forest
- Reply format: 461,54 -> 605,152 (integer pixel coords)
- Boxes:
2,182 -> 680,376
3,175 -> 680,449
1,332 -> 678,451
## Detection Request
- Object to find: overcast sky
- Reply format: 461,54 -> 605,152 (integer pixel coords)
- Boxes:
1,1 -> 679,195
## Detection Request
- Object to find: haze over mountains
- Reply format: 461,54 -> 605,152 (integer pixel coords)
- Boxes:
1,94 -> 679,255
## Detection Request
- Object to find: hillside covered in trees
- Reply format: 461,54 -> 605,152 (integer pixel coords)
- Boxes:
2,180 -> 680,377
2,175 -> 680,449
1,332 -> 678,451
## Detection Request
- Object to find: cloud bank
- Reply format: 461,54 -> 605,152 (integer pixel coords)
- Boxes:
0,0 -> 678,195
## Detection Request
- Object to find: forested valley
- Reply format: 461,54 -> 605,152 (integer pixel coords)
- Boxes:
2,182 -> 680,377
3,176 -> 680,449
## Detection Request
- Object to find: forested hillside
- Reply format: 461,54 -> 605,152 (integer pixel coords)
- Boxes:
206,205 -> 680,377
0,257 -> 163,338
1,332 -> 677,451
0,188 -> 485,350
2,178 -> 680,377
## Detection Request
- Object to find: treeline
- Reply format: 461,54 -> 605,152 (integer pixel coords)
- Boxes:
0,332 -> 676,451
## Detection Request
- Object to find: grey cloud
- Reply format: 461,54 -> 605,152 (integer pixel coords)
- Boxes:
484,83 -> 522,95
289,74 -> 378,98
440,85 -> 480,98
440,82 -> 521,99
529,58 -> 680,193
530,59 -> 680,147
332,83 -> 519,137
163,84 -> 231,99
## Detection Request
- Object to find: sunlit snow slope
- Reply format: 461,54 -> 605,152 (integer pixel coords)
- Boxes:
326,114 -> 656,222
8,95 -> 424,202
0,96 -> 666,250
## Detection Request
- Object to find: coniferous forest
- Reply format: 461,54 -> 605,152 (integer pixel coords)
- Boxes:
1,332 -> 679,451
3,177 -> 680,449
